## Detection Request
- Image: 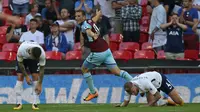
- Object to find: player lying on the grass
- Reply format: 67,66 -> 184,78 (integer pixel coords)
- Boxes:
75,10 -> 133,101
13,41 -> 46,110
116,71 -> 184,107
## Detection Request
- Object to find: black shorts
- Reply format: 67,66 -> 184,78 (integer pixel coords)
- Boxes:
158,74 -> 174,95
16,59 -> 40,74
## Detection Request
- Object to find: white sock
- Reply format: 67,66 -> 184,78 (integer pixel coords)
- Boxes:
32,81 -> 39,105
157,99 -> 168,106
15,81 -> 23,105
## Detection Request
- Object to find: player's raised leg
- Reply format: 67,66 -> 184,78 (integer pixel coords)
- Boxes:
104,49 -> 133,81
13,73 -> 24,110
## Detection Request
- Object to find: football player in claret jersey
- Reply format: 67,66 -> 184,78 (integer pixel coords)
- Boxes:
75,10 -> 133,101
13,41 -> 46,110
116,71 -> 184,107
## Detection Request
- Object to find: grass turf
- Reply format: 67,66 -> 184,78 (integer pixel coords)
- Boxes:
0,104 -> 199,112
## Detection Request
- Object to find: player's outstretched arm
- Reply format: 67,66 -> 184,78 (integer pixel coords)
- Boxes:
115,100 -> 130,107
147,92 -> 161,106
0,13 -> 20,24
35,66 -> 45,95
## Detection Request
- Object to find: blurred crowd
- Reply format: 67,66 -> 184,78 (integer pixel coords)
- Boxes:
0,0 -> 199,60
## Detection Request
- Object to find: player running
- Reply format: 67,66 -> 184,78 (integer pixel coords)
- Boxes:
13,41 -> 46,110
116,71 -> 184,107
75,10 -> 133,101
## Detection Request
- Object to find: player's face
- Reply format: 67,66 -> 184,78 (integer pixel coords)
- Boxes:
171,15 -> 178,25
131,86 -> 139,96
75,12 -> 85,24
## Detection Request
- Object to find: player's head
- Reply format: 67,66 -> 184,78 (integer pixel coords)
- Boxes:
75,10 -> 86,24
31,47 -> 41,60
124,82 -> 139,95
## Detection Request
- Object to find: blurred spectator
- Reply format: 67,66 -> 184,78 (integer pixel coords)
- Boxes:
193,0 -> 200,41
149,0 -> 167,51
25,3 -> 41,25
45,22 -> 68,59
41,0 -> 59,24
111,0 -> 127,33
75,0 -> 93,19
6,23 -> 27,43
121,0 -> 142,42
178,0 -> 198,35
35,15 -> 51,38
59,0 -> 75,18
12,0 -> 29,17
94,0 -> 115,33
19,19 -> 44,45
0,0 -> 2,12
160,14 -> 187,59
33,0 -> 45,13
56,8 -> 77,51
94,0 -> 115,18
163,0 -> 175,17
96,15 -> 112,45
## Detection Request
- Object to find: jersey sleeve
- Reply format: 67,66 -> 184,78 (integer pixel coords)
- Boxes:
17,49 -> 23,62
144,80 -> 158,95
83,21 -> 92,30
124,91 -> 131,101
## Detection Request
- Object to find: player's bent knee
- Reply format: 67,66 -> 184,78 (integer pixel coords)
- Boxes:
17,73 -> 24,81
109,67 -> 121,76
81,66 -> 89,74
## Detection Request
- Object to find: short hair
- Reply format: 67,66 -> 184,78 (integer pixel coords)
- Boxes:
124,82 -> 133,94
30,18 -> 38,23
29,3 -> 38,12
75,10 -> 86,16
32,47 -> 41,59
35,15 -> 42,20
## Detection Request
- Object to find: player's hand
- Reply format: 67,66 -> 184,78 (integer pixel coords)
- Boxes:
35,83 -> 42,95
25,75 -> 32,85
114,104 -> 122,107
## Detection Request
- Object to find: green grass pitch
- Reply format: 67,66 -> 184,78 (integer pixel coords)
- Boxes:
0,104 -> 199,112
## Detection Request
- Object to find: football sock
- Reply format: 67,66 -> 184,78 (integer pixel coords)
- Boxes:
15,81 -> 23,105
120,70 -> 133,81
32,81 -> 39,104
83,72 -> 96,94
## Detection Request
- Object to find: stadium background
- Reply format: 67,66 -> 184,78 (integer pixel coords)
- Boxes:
0,0 -> 199,106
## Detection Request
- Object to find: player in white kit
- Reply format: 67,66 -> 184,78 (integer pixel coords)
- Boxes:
13,41 -> 46,110
117,71 -> 184,107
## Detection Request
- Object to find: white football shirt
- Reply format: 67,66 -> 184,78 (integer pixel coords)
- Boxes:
124,71 -> 162,101
17,41 -> 46,66
19,30 -> 44,45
